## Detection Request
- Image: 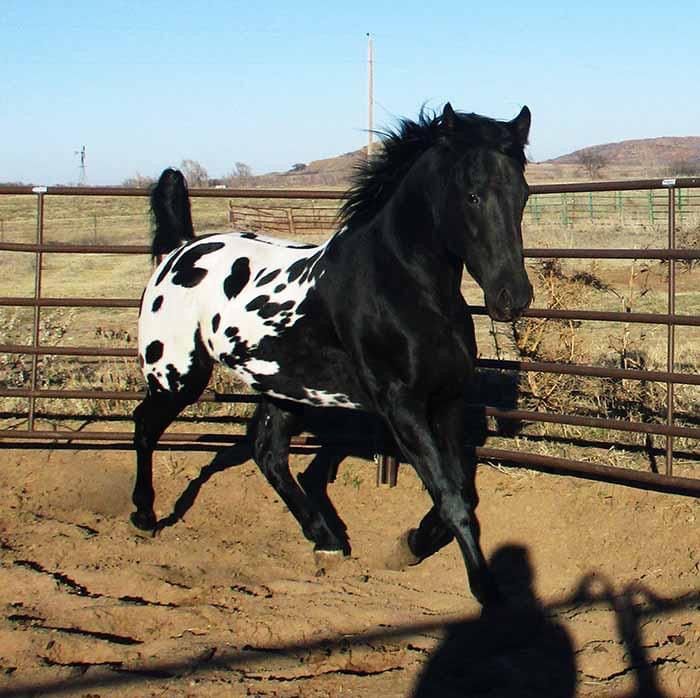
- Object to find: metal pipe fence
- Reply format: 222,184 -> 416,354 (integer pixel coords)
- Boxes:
1,178 -> 699,496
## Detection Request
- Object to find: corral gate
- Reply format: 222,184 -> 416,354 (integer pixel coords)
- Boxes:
0,179 -> 699,497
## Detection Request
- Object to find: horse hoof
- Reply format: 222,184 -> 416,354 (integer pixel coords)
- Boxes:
384,529 -> 421,570
130,510 -> 157,533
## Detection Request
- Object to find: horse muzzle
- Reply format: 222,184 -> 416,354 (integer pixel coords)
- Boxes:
486,282 -> 534,322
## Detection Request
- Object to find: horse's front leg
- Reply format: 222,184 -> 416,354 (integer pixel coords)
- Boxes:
383,394 -> 501,606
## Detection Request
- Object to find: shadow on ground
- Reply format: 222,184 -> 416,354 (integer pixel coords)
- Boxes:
2,540 -> 696,698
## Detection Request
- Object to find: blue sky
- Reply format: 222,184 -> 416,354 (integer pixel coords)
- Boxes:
2,1 -> 700,184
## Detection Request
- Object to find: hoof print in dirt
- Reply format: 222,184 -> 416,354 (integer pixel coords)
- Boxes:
384,529 -> 421,571
313,548 -> 347,574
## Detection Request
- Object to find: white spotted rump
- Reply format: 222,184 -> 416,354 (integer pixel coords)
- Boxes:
138,231 -> 359,407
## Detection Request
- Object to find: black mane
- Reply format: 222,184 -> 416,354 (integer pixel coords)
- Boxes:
338,107 -> 527,230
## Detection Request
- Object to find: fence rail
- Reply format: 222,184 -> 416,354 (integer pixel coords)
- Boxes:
1,178 -> 699,496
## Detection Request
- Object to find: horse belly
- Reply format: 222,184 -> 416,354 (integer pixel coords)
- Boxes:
258,344 -> 367,409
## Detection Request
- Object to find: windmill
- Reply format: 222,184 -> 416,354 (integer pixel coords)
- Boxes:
367,33 -> 374,158
75,145 -> 86,185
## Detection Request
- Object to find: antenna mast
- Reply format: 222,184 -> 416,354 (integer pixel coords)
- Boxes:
75,146 -> 87,185
367,33 -> 374,159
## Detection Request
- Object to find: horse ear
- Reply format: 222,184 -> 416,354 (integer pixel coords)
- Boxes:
510,106 -> 531,146
442,102 -> 458,131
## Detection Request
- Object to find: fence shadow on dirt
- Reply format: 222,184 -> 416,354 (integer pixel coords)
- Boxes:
412,546 -> 687,698
2,545 -> 697,698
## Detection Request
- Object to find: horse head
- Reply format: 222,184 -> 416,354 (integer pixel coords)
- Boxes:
438,103 -> 534,322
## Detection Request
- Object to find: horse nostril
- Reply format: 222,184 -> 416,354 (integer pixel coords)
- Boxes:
497,288 -> 513,311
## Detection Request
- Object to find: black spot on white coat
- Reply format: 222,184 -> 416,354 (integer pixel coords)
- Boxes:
170,242 -> 225,287
223,257 -> 251,299
145,340 -> 164,364
256,269 -> 281,286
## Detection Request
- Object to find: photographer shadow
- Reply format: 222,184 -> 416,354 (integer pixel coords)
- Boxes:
412,544 -> 577,698
412,544 -> 678,698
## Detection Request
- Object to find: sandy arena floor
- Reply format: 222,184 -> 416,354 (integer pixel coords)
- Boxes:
0,444 -> 698,697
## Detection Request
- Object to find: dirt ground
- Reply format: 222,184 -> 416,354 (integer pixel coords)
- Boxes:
0,444 -> 698,698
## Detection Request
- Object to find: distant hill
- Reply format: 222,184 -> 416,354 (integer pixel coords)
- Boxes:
251,148 -> 367,189
546,137 -> 700,170
241,135 -> 700,190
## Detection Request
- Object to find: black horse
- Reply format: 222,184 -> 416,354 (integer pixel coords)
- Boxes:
133,103 -> 533,606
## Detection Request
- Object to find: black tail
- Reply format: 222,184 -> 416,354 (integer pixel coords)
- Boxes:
150,168 -> 195,260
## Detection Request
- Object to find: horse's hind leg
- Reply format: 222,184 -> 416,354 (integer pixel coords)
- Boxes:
297,448 -> 350,553
132,347 -> 212,532
132,391 -> 185,531
251,399 -> 349,554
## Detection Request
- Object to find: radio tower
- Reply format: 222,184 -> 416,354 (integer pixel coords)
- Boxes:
367,33 -> 374,159
75,146 -> 87,185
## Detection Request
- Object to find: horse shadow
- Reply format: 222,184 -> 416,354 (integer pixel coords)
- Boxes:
153,409 -> 397,539
153,444 -> 253,532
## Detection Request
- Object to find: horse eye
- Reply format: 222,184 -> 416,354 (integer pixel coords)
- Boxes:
468,193 -> 480,205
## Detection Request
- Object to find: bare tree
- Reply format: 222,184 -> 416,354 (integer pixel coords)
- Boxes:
234,162 -> 252,178
121,173 -> 155,188
668,159 -> 699,177
180,159 -> 209,187
224,162 -> 253,186
577,150 -> 608,179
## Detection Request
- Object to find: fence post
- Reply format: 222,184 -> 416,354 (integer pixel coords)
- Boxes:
614,191 -> 621,225
648,190 -> 655,225
28,186 -> 47,431
665,181 -> 676,476
377,455 -> 399,487
588,191 -> 594,221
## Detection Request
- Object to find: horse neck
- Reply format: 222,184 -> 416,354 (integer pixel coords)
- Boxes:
375,150 -> 464,295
